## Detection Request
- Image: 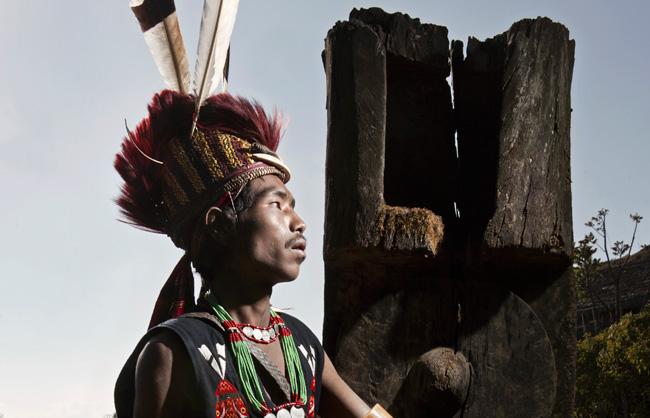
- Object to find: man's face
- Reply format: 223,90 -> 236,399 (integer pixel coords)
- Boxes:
230,175 -> 307,285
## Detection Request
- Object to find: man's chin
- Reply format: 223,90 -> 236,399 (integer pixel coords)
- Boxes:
273,269 -> 301,285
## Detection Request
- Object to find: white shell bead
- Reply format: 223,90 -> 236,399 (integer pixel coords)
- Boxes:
242,326 -> 254,338
252,328 -> 263,340
290,406 -> 305,418
277,409 -> 291,418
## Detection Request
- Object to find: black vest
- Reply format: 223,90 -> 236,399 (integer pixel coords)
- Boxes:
115,311 -> 324,418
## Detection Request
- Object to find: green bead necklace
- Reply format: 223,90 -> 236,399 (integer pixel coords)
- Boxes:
205,290 -> 307,416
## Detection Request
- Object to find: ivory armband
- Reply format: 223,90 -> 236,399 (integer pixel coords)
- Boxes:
363,404 -> 393,418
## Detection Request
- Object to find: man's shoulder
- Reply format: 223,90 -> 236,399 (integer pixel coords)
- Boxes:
167,310 -> 223,330
136,327 -> 192,382
114,313 -> 221,417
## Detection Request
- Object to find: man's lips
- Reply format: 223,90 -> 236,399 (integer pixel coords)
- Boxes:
286,235 -> 307,252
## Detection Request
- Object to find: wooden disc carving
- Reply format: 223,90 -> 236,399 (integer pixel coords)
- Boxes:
334,281 -> 556,417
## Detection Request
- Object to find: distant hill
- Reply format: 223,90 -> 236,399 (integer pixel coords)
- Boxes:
577,247 -> 650,337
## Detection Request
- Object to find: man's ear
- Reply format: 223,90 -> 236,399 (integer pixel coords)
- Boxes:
205,206 -> 237,244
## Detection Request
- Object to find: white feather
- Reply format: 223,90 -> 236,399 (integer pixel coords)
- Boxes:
194,0 -> 240,107
142,12 -> 191,93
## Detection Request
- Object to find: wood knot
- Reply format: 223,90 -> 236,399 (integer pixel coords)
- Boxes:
398,347 -> 471,417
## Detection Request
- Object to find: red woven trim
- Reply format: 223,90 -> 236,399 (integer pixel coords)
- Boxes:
148,253 -> 195,329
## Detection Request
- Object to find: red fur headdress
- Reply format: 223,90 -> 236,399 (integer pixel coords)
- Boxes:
115,90 -> 287,244
114,90 -> 289,328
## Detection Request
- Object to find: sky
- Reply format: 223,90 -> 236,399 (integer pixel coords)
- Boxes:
0,1 -> 648,417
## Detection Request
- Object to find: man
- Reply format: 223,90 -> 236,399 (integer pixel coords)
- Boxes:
113,90 -> 392,418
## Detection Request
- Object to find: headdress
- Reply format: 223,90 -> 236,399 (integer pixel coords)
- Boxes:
116,0 -> 290,329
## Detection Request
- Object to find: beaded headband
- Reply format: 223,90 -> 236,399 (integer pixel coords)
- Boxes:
162,126 -> 290,248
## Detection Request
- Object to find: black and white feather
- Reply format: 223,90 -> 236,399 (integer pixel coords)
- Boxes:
193,0 -> 240,122
130,0 -> 191,93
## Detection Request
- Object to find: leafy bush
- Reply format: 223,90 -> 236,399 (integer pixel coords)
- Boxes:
575,307 -> 650,417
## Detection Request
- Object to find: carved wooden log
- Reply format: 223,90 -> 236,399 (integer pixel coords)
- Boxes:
335,283 -> 555,418
452,19 -> 576,417
322,8 -> 451,353
452,18 -> 575,272
323,8 -> 576,418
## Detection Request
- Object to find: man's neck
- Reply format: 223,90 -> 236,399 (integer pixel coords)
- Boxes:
207,275 -> 274,328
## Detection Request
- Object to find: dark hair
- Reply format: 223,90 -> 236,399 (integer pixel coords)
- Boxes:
193,182 -> 254,279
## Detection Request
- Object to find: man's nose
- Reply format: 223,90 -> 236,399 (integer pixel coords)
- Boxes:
291,211 -> 306,234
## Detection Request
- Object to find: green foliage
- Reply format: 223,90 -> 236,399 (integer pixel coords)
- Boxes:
575,307 -> 650,417
574,232 -> 602,303
577,209 -> 646,321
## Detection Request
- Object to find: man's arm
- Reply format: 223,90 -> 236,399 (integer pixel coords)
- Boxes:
133,329 -> 193,418
318,351 -> 372,418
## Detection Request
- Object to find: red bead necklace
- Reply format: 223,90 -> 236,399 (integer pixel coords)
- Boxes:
236,315 -> 282,344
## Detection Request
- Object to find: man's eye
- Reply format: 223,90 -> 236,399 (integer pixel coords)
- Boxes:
271,201 -> 281,207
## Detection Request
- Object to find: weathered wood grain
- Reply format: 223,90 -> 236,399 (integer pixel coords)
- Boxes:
453,18 -> 575,267
323,9 -> 576,418
334,284 -> 555,418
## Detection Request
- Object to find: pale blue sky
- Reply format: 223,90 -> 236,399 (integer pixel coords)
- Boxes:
1,1 -> 648,417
